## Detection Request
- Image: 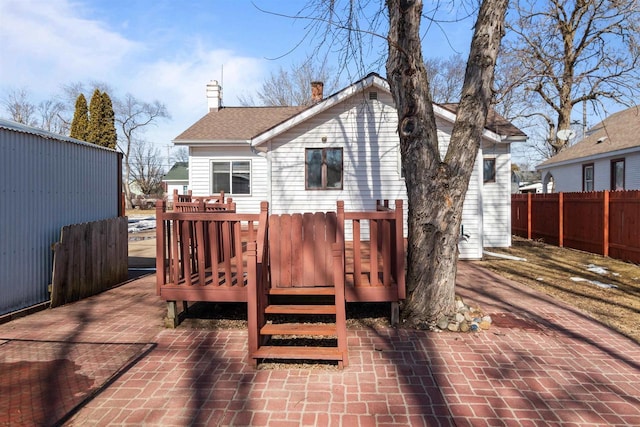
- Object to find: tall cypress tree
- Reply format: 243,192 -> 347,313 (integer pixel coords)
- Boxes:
69,93 -> 89,141
100,92 -> 117,149
87,89 -> 103,145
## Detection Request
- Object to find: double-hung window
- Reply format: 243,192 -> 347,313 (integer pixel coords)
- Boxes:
211,160 -> 251,195
305,148 -> 343,190
582,163 -> 594,192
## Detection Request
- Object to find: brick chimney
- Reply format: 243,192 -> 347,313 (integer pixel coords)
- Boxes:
206,80 -> 222,112
311,81 -> 324,103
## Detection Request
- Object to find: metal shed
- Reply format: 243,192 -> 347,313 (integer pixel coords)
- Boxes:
0,119 -> 123,316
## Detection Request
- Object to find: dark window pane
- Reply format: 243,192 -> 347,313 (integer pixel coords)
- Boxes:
326,149 -> 342,188
612,160 -> 624,190
483,159 -> 496,183
212,162 -> 231,193
306,149 -> 322,188
232,161 -> 250,194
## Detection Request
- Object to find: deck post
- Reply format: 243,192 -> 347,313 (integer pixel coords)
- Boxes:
165,301 -> 178,328
390,302 -> 400,326
394,200 -> 406,300
155,200 -> 167,296
246,241 -> 258,366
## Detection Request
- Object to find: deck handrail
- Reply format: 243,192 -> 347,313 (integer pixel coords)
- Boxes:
247,201 -> 269,361
340,199 -> 405,299
155,199 -> 265,296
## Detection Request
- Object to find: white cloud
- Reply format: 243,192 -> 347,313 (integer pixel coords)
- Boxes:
0,0 -> 272,153
0,0 -> 141,93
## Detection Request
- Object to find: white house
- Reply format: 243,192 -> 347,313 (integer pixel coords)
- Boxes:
537,106 -> 640,192
173,73 -> 527,259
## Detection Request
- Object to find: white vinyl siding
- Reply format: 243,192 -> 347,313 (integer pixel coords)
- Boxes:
189,145 -> 267,213
268,91 -> 486,259
482,144 -> 512,248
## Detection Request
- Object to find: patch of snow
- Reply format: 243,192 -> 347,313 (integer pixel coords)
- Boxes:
536,277 -> 545,281
570,277 -> 618,289
128,217 -> 156,233
585,264 -> 608,275
483,250 -> 527,261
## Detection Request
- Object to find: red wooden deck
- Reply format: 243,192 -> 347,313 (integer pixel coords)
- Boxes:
154,197 -> 405,367
155,200 -> 405,304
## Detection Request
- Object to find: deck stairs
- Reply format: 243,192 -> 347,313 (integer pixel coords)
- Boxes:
251,286 -> 348,367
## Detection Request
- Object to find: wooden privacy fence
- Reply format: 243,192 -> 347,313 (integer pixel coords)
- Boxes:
50,217 -> 128,307
512,190 -> 640,264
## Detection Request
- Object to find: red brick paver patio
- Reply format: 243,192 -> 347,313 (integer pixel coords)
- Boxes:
1,262 -> 639,426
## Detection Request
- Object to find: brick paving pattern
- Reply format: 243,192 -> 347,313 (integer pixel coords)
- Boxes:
1,262 -> 638,426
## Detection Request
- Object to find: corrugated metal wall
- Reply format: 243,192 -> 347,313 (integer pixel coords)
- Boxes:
0,120 -> 120,316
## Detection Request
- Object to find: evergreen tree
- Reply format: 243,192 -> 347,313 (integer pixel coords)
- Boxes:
69,93 -> 89,140
87,89 -> 103,145
100,92 -> 117,149
87,89 -> 117,149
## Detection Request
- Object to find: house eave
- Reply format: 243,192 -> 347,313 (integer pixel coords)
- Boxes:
173,139 -> 250,146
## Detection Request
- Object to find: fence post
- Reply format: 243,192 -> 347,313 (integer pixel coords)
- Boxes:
527,192 -> 532,239
603,190 -> 609,257
558,192 -> 564,247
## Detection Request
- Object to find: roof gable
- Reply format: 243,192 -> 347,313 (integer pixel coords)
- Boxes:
173,72 -> 526,146
538,106 -> 640,168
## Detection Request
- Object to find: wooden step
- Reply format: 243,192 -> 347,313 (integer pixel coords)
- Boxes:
265,304 -> 336,315
268,287 -> 335,296
260,323 -> 337,336
252,346 -> 343,361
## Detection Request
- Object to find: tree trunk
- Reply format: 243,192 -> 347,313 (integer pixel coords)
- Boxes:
386,0 -> 509,325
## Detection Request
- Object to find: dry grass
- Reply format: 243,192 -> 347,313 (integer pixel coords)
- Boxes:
474,236 -> 640,344
125,208 -> 156,216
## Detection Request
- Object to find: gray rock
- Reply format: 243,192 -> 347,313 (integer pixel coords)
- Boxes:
437,317 -> 450,330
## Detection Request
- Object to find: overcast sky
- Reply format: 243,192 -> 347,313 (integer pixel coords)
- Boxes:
0,0 -> 479,161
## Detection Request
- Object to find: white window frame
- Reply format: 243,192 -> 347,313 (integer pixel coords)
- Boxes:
210,159 -> 252,196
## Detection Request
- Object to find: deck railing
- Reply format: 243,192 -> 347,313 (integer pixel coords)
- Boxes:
343,199 -> 405,301
155,200 -> 268,303
156,199 -> 406,303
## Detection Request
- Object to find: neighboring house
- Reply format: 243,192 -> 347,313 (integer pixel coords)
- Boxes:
537,106 -> 640,193
163,161 -> 189,196
173,73 -> 527,259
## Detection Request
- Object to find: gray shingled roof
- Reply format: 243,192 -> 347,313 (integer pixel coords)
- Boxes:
174,75 -> 527,143
439,103 -> 527,138
538,106 -> 640,168
174,106 -> 307,141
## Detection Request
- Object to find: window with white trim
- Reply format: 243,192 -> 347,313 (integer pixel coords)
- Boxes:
483,158 -> 496,183
583,163 -> 594,192
211,160 -> 251,195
